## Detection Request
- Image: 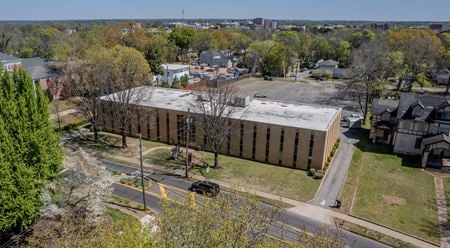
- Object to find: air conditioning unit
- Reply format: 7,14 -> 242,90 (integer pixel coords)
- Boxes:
196,94 -> 207,101
232,96 -> 250,107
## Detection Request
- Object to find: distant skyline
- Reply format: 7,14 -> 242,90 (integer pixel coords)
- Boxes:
1,0 -> 449,22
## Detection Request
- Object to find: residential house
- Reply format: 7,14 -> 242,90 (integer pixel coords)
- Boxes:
0,52 -> 65,99
199,50 -> 233,68
371,93 -> 450,168
317,59 -> 339,72
159,64 -> 190,86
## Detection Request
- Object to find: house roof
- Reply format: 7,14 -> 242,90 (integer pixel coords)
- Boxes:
22,57 -> 50,80
372,98 -> 399,115
161,64 -> 190,71
101,87 -> 341,132
0,52 -> 20,62
319,59 -> 339,67
200,49 -> 223,57
397,93 -> 450,120
423,134 -> 450,146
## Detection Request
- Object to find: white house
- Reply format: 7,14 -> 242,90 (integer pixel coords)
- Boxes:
158,64 -> 190,86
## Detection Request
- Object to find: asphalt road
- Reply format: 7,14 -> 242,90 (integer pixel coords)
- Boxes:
102,159 -> 388,248
311,128 -> 359,208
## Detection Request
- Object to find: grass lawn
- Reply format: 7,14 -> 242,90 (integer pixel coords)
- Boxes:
445,178 -> 450,220
49,99 -> 76,113
339,129 -> 440,244
144,148 -> 320,202
52,112 -> 85,129
106,207 -> 139,224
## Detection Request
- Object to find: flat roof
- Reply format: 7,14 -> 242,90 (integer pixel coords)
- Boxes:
161,64 -> 190,71
101,87 -> 341,131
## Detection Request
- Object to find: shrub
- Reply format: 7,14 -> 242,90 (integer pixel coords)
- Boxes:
313,172 -> 324,180
308,168 -> 317,177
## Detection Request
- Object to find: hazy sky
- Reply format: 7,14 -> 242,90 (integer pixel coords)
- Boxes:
1,0 -> 449,21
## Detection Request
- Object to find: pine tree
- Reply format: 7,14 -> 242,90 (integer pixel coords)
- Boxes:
0,67 -> 63,237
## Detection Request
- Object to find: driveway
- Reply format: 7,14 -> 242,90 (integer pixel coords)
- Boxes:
310,128 -> 359,207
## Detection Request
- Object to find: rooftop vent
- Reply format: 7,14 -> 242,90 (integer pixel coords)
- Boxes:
231,96 -> 250,108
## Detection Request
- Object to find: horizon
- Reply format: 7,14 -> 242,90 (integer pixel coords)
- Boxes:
1,0 -> 449,22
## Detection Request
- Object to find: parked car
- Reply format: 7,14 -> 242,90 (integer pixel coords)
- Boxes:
263,75 -> 273,81
254,93 -> 267,98
189,181 -> 220,197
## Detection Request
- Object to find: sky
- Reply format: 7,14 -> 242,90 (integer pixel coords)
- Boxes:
1,0 -> 449,22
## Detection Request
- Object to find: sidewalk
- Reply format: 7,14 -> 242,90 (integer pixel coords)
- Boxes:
107,153 -> 439,248
50,108 -> 78,120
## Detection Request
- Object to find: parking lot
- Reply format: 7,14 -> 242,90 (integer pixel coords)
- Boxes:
231,77 -> 361,116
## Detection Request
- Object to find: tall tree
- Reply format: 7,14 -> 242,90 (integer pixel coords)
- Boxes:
104,45 -> 152,148
346,37 -> 395,124
191,84 -> 239,168
144,35 -> 169,86
169,27 -> 197,58
388,29 -> 442,91
67,46 -> 112,142
0,67 -> 62,238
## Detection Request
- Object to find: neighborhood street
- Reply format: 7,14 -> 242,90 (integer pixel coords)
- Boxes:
102,159 -> 388,248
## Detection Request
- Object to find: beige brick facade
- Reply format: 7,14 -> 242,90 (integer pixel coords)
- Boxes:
98,99 -> 341,171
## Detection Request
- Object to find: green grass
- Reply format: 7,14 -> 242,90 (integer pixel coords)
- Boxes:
145,148 -> 320,202
339,129 -> 440,244
335,218 -> 419,248
445,178 -> 450,220
49,99 -> 76,113
106,207 -> 138,224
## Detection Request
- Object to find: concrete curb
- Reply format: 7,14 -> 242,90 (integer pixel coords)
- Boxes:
311,140 -> 342,201
347,214 -> 440,247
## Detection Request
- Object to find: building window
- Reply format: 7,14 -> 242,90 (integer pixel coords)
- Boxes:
166,112 -> 170,141
307,133 -> 314,168
265,127 -> 270,162
227,120 -> 232,154
147,115 -> 150,139
293,131 -> 299,168
252,125 -> 257,159
176,114 -> 184,145
239,123 -> 244,157
279,128 -> 285,152
414,137 -> 422,149
156,112 -> 160,141
137,109 -> 141,134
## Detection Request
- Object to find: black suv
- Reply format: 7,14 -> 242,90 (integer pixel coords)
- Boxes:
189,181 -> 220,197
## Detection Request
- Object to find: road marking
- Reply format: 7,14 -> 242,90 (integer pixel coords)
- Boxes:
158,183 -> 168,199
189,192 -> 196,208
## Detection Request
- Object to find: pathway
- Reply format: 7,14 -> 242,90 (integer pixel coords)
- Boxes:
311,128 -> 358,207
49,108 -> 77,120
434,177 -> 450,248
106,152 -> 440,248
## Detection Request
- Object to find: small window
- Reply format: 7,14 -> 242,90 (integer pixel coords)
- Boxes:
414,138 -> 422,149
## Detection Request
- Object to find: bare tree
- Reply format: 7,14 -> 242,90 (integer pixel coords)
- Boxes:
191,84 -> 239,168
103,45 -> 151,148
67,47 -> 113,143
345,37 -> 393,124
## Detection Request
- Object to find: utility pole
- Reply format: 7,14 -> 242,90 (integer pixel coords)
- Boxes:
138,133 -> 147,211
185,109 -> 191,179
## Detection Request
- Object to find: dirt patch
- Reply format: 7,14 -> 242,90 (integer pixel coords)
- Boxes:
383,195 -> 407,206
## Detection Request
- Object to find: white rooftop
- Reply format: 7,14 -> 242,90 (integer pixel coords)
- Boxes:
102,87 -> 341,131
161,63 -> 190,71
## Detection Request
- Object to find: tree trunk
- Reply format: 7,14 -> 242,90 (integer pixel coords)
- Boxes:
93,124 -> 99,143
363,92 -> 369,125
121,128 -> 127,148
213,152 -> 219,168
